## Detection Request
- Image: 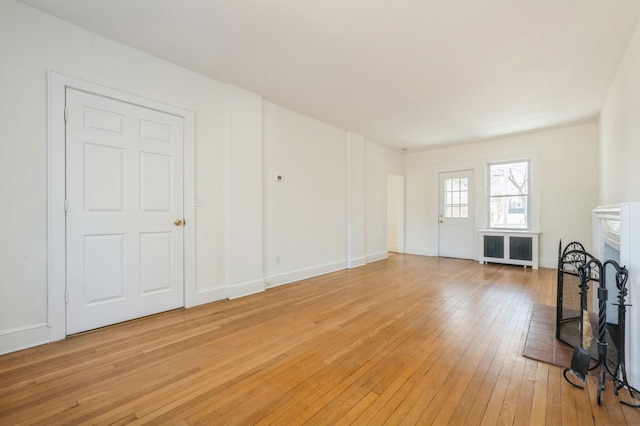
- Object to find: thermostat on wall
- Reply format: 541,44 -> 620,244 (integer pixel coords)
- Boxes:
275,174 -> 284,182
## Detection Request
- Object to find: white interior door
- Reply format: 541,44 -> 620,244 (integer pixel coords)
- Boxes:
438,170 -> 474,259
66,88 -> 185,334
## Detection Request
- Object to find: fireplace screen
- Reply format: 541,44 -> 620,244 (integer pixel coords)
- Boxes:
556,241 -> 618,364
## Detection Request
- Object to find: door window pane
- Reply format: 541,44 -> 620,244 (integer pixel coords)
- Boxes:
443,177 -> 469,218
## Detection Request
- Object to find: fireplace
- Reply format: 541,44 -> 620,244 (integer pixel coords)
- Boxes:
593,203 -> 640,389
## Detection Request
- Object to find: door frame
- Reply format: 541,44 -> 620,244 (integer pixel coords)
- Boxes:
433,161 -> 480,259
47,70 -> 196,341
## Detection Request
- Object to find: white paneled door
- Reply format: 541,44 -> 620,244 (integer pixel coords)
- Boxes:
66,88 -> 185,334
438,170 -> 474,260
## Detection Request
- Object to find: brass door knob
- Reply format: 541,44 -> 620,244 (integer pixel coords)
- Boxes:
174,219 -> 184,226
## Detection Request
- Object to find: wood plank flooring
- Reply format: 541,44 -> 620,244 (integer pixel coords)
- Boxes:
2,254 -> 640,424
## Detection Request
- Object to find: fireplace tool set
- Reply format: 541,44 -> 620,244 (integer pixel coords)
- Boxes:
562,252 -> 640,407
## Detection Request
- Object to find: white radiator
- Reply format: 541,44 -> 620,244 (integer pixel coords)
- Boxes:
478,230 -> 539,269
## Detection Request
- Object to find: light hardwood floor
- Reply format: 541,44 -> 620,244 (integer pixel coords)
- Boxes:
1,254 -> 640,425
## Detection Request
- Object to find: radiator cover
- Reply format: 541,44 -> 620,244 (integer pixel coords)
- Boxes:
478,230 -> 539,269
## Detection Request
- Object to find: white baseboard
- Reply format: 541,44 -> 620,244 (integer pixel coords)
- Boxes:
387,244 -> 398,253
0,324 -> 49,355
404,247 -> 436,257
348,256 -> 366,269
186,286 -> 227,308
365,252 -> 388,263
265,260 -> 348,289
226,279 -> 266,300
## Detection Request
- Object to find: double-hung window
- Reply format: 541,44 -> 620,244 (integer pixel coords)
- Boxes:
488,160 -> 529,229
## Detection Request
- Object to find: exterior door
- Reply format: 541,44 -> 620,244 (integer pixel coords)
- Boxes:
66,88 -> 185,334
438,170 -> 474,259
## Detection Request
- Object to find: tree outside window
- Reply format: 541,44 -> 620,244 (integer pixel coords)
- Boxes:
489,161 -> 529,229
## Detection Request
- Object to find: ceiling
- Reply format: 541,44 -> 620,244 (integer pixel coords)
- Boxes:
20,0 -> 640,150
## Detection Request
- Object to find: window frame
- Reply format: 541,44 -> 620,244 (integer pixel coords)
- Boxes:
487,159 -> 531,230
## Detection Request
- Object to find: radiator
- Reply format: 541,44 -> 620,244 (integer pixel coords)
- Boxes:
478,230 -> 539,269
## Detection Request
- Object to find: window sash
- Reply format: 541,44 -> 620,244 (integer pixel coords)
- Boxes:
488,160 -> 530,229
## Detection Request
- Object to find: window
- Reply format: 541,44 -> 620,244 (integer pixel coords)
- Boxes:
443,177 -> 468,218
489,160 -> 529,229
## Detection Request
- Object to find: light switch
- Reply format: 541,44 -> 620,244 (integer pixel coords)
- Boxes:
195,193 -> 204,206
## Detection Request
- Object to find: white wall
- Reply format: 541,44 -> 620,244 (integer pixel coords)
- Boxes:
405,123 -> 599,266
347,132 -> 366,268
387,175 -> 400,252
225,85 -> 264,299
261,103 -> 407,285
262,101 -> 348,287
387,173 -> 405,253
364,140 -> 405,261
600,21 -> 640,205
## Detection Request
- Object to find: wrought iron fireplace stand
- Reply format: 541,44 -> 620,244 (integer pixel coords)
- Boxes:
563,255 -> 640,407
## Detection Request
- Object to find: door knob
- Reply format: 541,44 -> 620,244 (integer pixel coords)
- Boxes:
174,219 -> 184,226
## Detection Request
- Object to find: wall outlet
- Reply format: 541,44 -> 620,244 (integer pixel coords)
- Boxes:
275,174 -> 284,182
275,255 -> 281,264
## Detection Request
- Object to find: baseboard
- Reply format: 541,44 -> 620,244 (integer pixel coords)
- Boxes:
265,260 -> 348,289
226,279 -> 266,300
348,256 -> 366,269
185,286 -> 227,308
0,324 -> 49,355
404,247 -> 436,257
388,244 -> 398,253
365,252 -> 388,263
